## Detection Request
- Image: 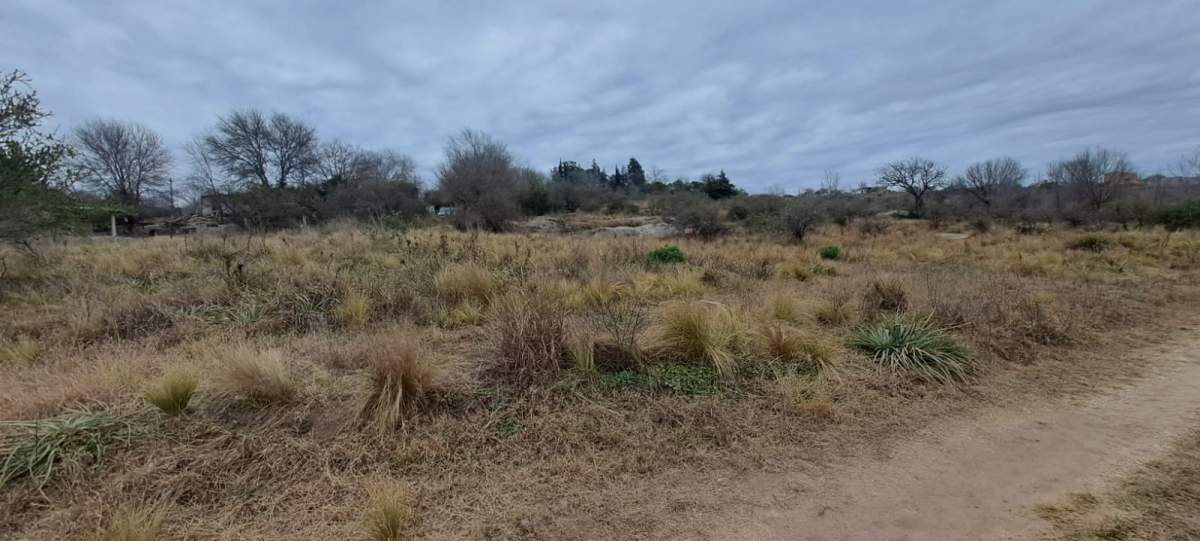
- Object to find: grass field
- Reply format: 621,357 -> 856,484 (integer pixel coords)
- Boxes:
1,217 -> 1198,539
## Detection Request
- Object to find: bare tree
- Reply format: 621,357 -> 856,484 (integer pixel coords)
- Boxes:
876,157 -> 947,218
200,109 -> 318,189
956,157 -> 1026,210
354,149 -> 418,185
1178,147 -> 1200,177
1046,147 -> 1134,211
435,128 -> 518,230
73,118 -> 171,209
316,140 -> 360,182
820,169 -> 841,193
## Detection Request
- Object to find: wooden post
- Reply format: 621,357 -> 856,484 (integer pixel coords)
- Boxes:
110,215 -> 117,238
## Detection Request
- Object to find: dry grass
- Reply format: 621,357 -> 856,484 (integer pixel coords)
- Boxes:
0,222 -> 1196,539
92,504 -> 166,541
218,346 -> 297,403
658,301 -> 742,377
358,338 -> 440,432
363,481 -> 419,541
0,335 -> 42,366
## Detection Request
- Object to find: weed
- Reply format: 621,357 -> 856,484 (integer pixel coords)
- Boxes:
489,291 -> 567,387
810,263 -> 838,277
849,314 -> 970,384
144,369 -> 198,415
649,364 -> 721,395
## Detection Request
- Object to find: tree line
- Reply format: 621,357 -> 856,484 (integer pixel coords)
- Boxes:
3,68 -> 1199,242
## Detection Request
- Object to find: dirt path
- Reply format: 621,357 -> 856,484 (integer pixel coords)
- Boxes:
677,323 -> 1200,540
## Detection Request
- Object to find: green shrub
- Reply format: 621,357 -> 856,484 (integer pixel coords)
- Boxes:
649,364 -> 721,395
1,411 -> 132,487
817,245 -> 842,260
1066,234 -> 1112,252
648,245 -> 685,264
849,315 -> 969,384
1157,200 -> 1200,231
144,370 -> 198,415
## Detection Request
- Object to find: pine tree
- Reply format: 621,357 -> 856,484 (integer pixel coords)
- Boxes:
627,158 -> 646,187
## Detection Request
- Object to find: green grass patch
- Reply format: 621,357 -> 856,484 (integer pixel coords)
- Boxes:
849,314 -> 969,384
647,245 -> 685,264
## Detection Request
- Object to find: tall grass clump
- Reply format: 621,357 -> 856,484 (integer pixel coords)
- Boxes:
863,278 -> 909,317
488,291 -> 567,387
359,341 -> 439,432
759,323 -> 836,373
433,262 -> 496,304
849,314 -> 969,384
219,346 -> 297,403
336,292 -> 371,327
363,482 -> 419,541
144,370 -> 198,415
94,504 -> 166,541
659,301 -> 741,378
1,411 -> 132,487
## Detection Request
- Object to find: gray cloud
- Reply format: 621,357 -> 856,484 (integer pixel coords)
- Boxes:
4,0 -> 1198,191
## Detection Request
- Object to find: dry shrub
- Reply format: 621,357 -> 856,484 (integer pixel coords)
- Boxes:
219,346 -> 297,403
363,481 -> 419,541
813,289 -> 854,327
488,291 -> 567,387
433,262 -> 496,304
776,261 -> 812,282
144,369 -> 198,415
758,323 -> 836,373
862,278 -> 909,317
93,504 -> 166,541
359,340 -> 439,432
658,301 -> 741,378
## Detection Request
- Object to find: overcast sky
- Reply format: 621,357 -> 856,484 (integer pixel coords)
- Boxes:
4,0 -> 1199,192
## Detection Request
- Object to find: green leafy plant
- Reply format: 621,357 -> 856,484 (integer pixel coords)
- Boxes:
1,410 -> 132,487
648,364 -> 721,396
647,245 -> 685,264
817,245 -> 842,260
849,315 -> 969,384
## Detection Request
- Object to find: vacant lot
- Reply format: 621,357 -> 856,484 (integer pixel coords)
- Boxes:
1,218 -> 1198,539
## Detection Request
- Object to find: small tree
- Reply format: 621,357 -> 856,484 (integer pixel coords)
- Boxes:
200,109 -> 319,189
877,157 -> 947,218
1046,148 -> 1135,212
626,157 -> 646,188
778,199 -> 824,243
435,128 -> 519,231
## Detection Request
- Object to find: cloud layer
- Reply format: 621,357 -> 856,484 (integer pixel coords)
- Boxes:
4,0 -> 1199,191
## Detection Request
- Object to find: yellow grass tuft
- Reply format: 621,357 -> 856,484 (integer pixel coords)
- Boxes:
0,335 -> 43,366
335,292 -> 371,327
358,339 -> 439,432
143,369 -> 198,415
659,301 -> 741,377
433,262 -> 496,304
363,481 -> 419,541
92,504 -> 166,541
218,346 -> 297,403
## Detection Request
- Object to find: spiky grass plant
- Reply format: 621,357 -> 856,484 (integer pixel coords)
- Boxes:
94,504 -> 166,541
219,346 -> 297,403
363,482 -> 419,541
1,411 -> 132,487
144,370 -> 198,415
659,301 -> 740,378
359,342 -> 438,432
849,314 -> 969,384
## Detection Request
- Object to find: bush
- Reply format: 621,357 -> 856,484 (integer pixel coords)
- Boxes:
779,200 -> 824,242
363,482 -> 419,541
358,340 -> 439,432
849,315 -> 969,384
659,301 -> 740,378
1157,201 -> 1200,231
863,279 -> 908,316
647,245 -> 685,264
219,346 -> 297,403
144,370 -> 198,415
1,411 -> 132,487
1066,234 -> 1112,252
817,245 -> 842,260
488,291 -> 567,387
660,194 -> 728,240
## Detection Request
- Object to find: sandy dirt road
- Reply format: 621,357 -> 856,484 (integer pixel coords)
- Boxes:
677,322 -> 1200,540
